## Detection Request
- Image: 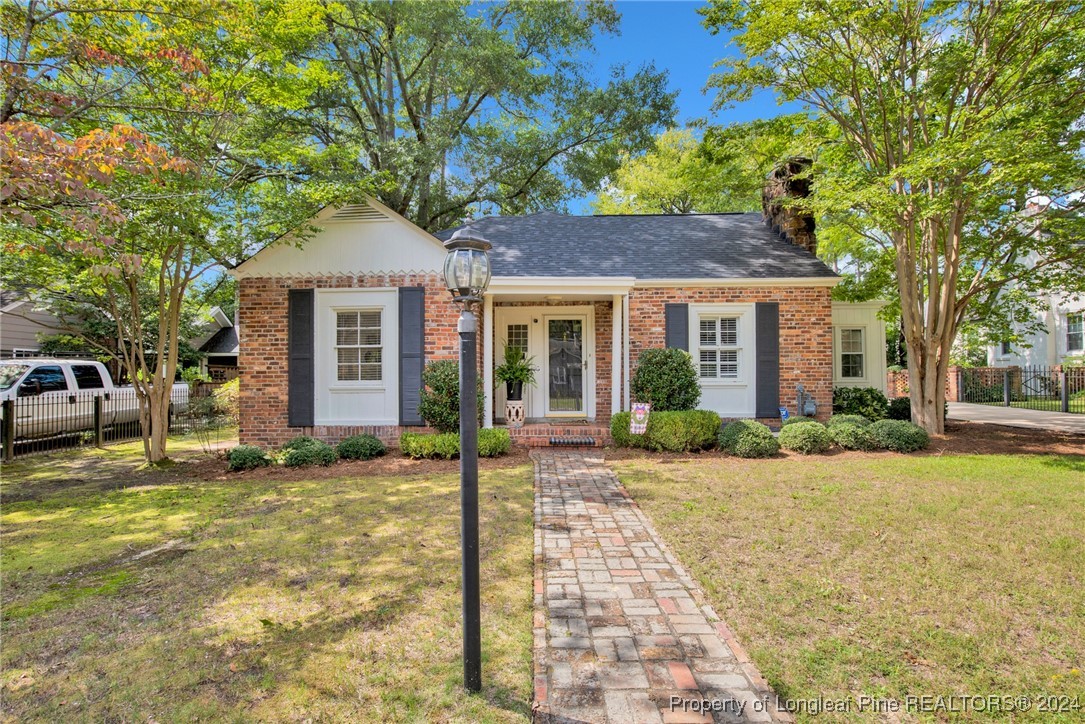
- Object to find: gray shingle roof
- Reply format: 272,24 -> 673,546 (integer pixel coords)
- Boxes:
434,212 -> 837,280
200,326 -> 238,355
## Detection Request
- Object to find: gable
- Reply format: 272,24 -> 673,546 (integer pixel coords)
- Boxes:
232,198 -> 446,279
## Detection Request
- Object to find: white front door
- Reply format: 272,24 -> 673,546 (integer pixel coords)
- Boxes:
544,315 -> 587,416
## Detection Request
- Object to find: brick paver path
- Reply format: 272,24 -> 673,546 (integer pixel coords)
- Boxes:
531,451 -> 789,723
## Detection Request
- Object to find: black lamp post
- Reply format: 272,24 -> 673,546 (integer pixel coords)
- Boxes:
442,226 -> 491,693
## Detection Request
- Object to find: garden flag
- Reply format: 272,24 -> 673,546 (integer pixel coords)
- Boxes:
630,402 -> 650,434
779,407 -> 789,421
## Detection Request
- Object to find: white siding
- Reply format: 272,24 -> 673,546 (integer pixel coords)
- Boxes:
831,302 -> 888,393
1,303 -> 63,355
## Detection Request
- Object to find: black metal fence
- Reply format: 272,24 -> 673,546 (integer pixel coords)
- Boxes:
959,365 -> 1085,414
1,385 -> 232,460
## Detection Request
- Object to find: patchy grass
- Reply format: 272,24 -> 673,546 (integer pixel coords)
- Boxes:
613,453 -> 1085,721
2,443 -> 534,721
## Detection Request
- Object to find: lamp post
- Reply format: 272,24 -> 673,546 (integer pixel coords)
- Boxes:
442,226 -> 492,693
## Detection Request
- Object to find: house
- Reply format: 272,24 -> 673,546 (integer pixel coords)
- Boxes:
230,167 -> 886,447
192,306 -> 239,382
986,289 -> 1084,367
0,292 -> 66,358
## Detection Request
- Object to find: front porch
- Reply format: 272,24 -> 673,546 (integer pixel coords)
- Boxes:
480,277 -> 633,437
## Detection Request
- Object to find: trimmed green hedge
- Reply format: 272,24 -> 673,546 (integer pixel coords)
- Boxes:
283,439 -> 337,467
630,348 -> 701,411
829,422 -> 877,451
779,421 -> 832,454
868,419 -> 930,453
832,387 -> 889,420
610,410 -> 721,452
399,429 -> 511,459
227,445 -> 271,471
781,416 -> 816,426
828,414 -> 872,428
281,435 -> 319,451
718,420 -> 779,458
336,434 -> 386,461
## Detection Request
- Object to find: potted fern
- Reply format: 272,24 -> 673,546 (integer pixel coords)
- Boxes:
495,345 -> 536,427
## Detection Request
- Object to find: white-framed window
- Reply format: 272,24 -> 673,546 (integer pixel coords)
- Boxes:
840,328 -> 865,378
698,316 -> 740,379
1000,340 -> 1013,356
1068,312 -> 1084,353
335,309 -> 382,382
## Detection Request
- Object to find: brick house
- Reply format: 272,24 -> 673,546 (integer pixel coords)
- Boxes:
231,177 -> 885,447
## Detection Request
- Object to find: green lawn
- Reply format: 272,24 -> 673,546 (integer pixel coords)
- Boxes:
1,440 -> 535,722
974,398 -> 1085,414
613,452 -> 1085,722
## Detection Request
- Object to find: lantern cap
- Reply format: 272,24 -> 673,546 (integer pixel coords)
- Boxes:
444,226 -> 492,252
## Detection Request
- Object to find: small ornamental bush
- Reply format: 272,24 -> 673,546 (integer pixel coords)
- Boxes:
417,360 -> 485,434
779,421 -> 832,454
832,387 -> 889,420
719,420 -> 779,458
829,422 -> 878,451
781,416 -> 816,426
887,396 -> 948,422
282,435 -> 319,451
283,439 -> 337,467
213,378 -> 240,421
336,434 -> 386,461
828,414 -> 872,428
478,428 -> 512,457
227,445 -> 271,471
630,348 -> 701,411
868,419 -> 930,453
609,410 -> 720,452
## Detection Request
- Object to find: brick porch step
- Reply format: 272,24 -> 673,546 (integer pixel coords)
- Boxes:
504,423 -> 611,448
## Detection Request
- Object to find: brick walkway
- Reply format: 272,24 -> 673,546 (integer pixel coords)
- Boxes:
531,451 -> 789,724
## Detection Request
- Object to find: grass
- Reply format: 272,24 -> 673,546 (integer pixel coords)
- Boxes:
974,398 -> 1085,414
2,439 -> 535,722
613,453 -> 1085,722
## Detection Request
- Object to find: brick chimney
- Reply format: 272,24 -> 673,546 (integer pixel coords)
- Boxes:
762,157 -> 816,256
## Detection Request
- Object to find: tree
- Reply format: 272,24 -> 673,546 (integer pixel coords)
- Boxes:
704,0 -> 1085,433
2,1 -> 337,462
285,0 -> 676,230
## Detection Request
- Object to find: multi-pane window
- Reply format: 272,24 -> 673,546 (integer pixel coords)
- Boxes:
698,317 -> 740,379
840,328 -> 865,378
507,324 -> 528,354
1068,312 -> 1084,352
336,310 -> 382,382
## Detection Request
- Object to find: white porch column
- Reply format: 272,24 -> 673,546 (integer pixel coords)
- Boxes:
611,294 -> 622,416
483,293 -> 494,428
623,293 -> 631,410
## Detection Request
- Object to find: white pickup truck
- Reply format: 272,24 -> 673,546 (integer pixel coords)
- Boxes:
0,359 -> 189,441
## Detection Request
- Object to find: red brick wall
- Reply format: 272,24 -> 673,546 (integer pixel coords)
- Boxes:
627,286 -> 833,421
238,273 -> 460,447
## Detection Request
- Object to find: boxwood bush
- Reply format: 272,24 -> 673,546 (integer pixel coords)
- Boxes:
281,435 -> 319,451
828,414 -> 872,428
868,419 -> 930,453
417,360 -> 485,433
829,422 -> 877,451
283,439 -> 337,467
630,348 -> 700,411
336,434 -> 386,461
609,410 -> 720,452
399,429 -> 511,459
718,420 -> 779,458
227,444 -> 271,471
779,421 -> 832,454
781,415 -> 816,426
832,387 -> 889,420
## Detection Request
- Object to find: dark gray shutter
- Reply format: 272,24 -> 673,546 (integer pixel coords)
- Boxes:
398,286 -> 426,425
287,289 -> 315,427
664,303 -> 689,351
755,302 -> 780,418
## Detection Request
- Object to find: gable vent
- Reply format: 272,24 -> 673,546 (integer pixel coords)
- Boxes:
328,204 -> 390,222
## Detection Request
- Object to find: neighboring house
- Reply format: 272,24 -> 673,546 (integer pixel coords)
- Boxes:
0,292 -> 65,358
987,289 -> 1084,367
230,170 -> 886,447
192,306 -> 239,382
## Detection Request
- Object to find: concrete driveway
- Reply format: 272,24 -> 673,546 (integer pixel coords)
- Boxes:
948,402 -> 1085,435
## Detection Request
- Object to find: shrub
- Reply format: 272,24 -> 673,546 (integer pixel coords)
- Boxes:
282,435 -> 319,451
417,360 -> 485,433
887,396 -> 948,421
213,378 -> 240,421
829,422 -> 877,451
609,410 -> 720,452
227,445 -> 271,471
719,420 -> 779,458
779,421 -> 832,454
630,348 -> 700,411
336,434 -> 386,461
282,439 -> 337,467
828,414 -> 871,428
832,387 -> 889,420
400,432 -> 459,459
868,419 -> 930,453
478,428 -> 512,457
781,415 -> 816,426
